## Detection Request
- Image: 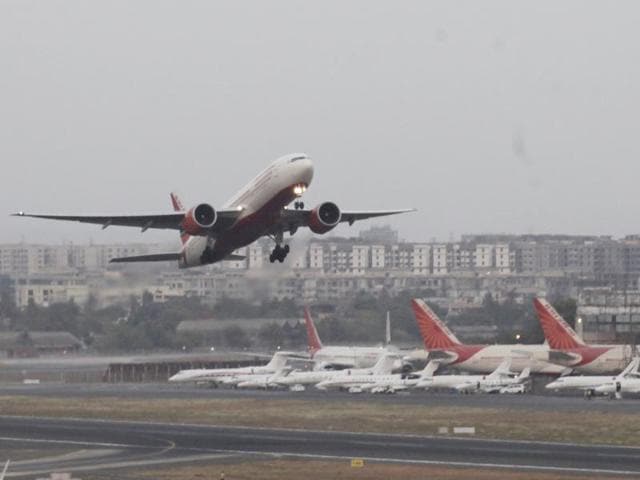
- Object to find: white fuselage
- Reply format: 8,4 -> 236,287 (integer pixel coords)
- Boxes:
312,346 -> 391,370
595,377 -> 640,395
235,371 -> 287,389
551,345 -> 634,375
169,362 -> 281,383
277,364 -> 383,388
181,154 -> 314,266
406,344 -> 563,375
316,373 -> 413,391
545,375 -> 620,392
416,372 -> 521,392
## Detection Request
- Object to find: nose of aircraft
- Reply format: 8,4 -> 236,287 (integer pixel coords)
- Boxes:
298,158 -> 314,186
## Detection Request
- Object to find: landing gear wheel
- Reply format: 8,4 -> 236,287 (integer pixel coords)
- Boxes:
270,244 -> 289,263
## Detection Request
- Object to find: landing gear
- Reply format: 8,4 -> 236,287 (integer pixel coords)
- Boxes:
269,244 -> 290,263
294,201 -> 305,210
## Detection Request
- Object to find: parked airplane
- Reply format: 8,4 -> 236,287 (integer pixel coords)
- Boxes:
304,307 -> 395,369
415,358 -> 530,393
168,351 -> 291,384
14,154 -> 413,267
595,358 -> 640,398
352,361 -> 441,394
277,351 -> 402,390
409,299 -> 564,374
314,353 -> 405,391
546,357 -> 640,398
534,298 -> 635,374
234,366 -> 293,389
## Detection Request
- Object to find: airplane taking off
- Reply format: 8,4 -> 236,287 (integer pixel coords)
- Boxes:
304,307 -> 396,370
533,298 -> 636,374
13,154 -> 414,267
409,299 -> 564,374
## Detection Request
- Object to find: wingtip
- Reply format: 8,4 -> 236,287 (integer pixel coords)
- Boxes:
11,211 -> 26,217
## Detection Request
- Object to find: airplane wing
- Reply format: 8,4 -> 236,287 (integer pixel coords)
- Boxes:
110,253 -> 181,263
12,210 -> 242,233
277,208 -> 415,234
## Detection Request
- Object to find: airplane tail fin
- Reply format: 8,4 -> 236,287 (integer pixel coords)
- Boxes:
517,367 -> 531,382
303,307 -> 323,356
411,299 -> 462,349
170,192 -> 189,246
533,298 -> 586,350
420,360 -> 440,378
490,358 -> 513,378
266,352 -> 289,370
372,353 -> 399,375
618,357 -> 640,379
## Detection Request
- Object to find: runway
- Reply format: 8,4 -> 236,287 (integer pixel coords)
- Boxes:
3,415 -> 640,477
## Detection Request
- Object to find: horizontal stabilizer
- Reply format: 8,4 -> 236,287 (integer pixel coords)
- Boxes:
110,253 -> 181,263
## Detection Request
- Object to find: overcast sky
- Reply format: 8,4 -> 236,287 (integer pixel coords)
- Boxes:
1,1 -> 639,244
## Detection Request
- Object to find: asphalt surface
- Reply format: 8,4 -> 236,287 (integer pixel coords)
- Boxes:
2,415 -> 640,477
1,382 -> 639,413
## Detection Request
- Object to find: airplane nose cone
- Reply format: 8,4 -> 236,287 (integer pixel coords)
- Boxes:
300,158 -> 314,186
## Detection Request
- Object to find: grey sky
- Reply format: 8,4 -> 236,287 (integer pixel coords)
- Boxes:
1,1 -> 639,244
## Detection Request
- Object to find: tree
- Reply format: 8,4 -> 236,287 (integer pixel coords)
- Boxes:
222,325 -> 252,348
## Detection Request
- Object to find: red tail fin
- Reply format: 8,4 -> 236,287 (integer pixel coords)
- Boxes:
533,298 -> 585,349
170,192 -> 190,246
411,299 -> 462,349
303,307 -> 323,356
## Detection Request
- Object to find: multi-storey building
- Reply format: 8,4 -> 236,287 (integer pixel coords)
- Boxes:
12,273 -> 90,308
578,287 -> 640,343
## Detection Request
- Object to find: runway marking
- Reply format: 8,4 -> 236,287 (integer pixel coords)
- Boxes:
0,436 -> 138,449
6,454 -> 238,478
206,448 -> 640,477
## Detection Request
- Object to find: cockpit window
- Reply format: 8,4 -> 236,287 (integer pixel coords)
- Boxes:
289,156 -> 307,163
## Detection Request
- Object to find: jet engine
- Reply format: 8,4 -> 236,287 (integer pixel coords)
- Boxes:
308,202 -> 341,234
181,203 -> 217,235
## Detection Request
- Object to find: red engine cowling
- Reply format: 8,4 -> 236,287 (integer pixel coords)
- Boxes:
181,203 -> 217,235
309,202 -> 341,234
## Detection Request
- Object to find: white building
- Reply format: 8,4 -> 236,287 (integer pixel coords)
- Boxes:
13,274 -> 90,307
